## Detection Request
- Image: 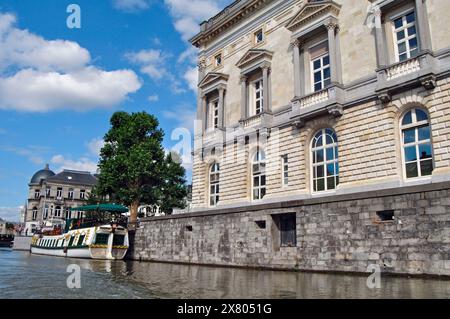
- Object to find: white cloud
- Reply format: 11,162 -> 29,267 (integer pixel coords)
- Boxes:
148,94 -> 159,102
0,12 -> 141,112
113,0 -> 150,12
51,155 -> 98,173
1,145 -> 47,165
125,49 -> 169,80
0,206 -> 22,222
163,106 -> 196,131
184,67 -> 198,92
86,138 -> 105,157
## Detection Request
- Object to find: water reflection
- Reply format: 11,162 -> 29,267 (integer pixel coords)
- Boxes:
1,249 -> 449,299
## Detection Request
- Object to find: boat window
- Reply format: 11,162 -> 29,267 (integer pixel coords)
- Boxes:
68,236 -> 75,247
78,235 -> 85,246
113,235 -> 125,246
95,233 -> 109,245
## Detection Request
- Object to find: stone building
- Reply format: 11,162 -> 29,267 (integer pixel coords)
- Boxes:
131,0 -> 450,276
24,164 -> 97,235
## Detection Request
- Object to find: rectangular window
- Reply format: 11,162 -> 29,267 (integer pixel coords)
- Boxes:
282,155 -> 289,186
311,54 -> 331,92
80,190 -> 85,199
34,189 -> 40,199
77,235 -> 85,246
56,187 -> 62,199
68,236 -> 75,247
46,188 -> 51,198
279,214 -> 297,247
393,11 -> 418,62
252,79 -> 264,115
95,233 -> 109,245
210,99 -> 219,129
113,235 -> 125,246
43,207 -> 49,220
215,54 -> 222,67
254,29 -> 263,44
68,188 -> 74,199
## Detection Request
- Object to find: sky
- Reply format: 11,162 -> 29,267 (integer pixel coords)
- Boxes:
0,0 -> 231,222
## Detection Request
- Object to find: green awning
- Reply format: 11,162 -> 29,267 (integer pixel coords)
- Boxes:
70,204 -> 128,213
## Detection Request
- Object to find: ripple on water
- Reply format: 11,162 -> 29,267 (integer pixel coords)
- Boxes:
1,250 -> 450,299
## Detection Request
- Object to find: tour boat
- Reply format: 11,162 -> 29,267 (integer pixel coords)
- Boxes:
31,204 -> 129,260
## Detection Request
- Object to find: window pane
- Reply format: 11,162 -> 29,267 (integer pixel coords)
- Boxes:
394,17 -> 403,29
415,109 -> 428,122
324,78 -> 331,87
398,42 -> 407,54
396,30 -> 405,40
418,126 -> 430,141
323,55 -> 330,66
253,176 -> 259,187
317,165 -> 324,178
403,128 -> 416,144
408,26 -> 416,36
323,67 -> 330,79
313,59 -> 321,70
406,162 -> 418,178
326,147 -> 334,161
420,160 -> 433,176
405,146 -> 417,162
316,149 -> 324,163
327,163 -> 335,176
261,187 -> 266,198
410,48 -> 418,58
406,12 -> 415,24
253,189 -> 259,200
399,53 -> 407,61
317,178 -> 325,191
261,175 -> 266,186
402,111 -> 413,125
335,163 -> 339,174
315,83 -> 322,92
334,147 -> 339,158
314,71 -> 322,83
313,180 -> 317,192
316,135 -> 323,147
419,143 -> 432,159
327,177 -> 336,190
409,37 -> 418,50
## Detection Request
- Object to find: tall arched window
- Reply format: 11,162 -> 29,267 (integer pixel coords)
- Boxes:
252,149 -> 266,200
209,163 -> 220,206
401,108 -> 433,178
32,207 -> 38,221
311,128 -> 339,192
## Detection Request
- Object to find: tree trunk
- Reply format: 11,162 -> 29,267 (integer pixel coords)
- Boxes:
129,201 -> 139,224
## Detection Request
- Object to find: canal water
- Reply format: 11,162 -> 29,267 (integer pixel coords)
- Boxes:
1,248 -> 450,299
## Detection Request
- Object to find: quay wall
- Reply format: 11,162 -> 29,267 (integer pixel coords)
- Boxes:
12,236 -> 31,251
130,182 -> 450,276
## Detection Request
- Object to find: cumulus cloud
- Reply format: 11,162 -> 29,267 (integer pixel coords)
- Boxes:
51,155 -> 98,173
183,67 -> 198,92
0,12 -> 141,112
0,206 -> 23,222
112,0 -> 150,12
125,49 -> 169,80
86,138 -> 105,157
0,145 -> 48,165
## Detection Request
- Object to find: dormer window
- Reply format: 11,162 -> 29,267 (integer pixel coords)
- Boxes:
254,29 -> 264,44
214,54 -> 222,67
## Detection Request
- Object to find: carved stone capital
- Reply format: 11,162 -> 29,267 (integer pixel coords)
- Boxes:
198,58 -> 207,70
290,38 -> 301,48
240,75 -> 247,84
325,21 -> 339,31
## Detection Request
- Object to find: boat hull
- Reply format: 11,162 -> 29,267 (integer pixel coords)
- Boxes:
30,225 -> 128,260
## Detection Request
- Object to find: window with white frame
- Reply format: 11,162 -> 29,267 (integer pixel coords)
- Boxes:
393,10 -> 418,62
80,189 -> 85,199
252,150 -> 266,200
65,207 -> 71,219
254,29 -> 264,44
32,207 -> 38,220
311,54 -> 331,92
68,188 -> 74,199
401,108 -> 433,178
282,155 -> 289,186
34,189 -> 40,199
55,206 -> 62,218
56,187 -> 62,199
45,188 -> 51,197
210,99 -> 219,129
250,78 -> 264,115
209,163 -> 220,207
43,206 -> 49,219
311,128 -> 339,192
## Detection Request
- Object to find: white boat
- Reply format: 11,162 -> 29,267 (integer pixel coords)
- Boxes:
31,223 -> 129,260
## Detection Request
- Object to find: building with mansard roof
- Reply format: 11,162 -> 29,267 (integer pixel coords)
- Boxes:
24,164 -> 97,235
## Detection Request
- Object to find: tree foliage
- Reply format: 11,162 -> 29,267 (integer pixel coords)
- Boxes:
95,111 -> 187,222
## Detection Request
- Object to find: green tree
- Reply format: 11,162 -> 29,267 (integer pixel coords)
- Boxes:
96,111 -> 187,223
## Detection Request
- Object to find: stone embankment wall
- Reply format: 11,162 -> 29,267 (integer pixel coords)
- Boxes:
130,182 -> 450,277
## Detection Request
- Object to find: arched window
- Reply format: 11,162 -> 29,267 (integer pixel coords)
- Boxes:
311,128 -> 339,192
43,206 -> 49,220
401,108 -> 433,178
252,149 -> 266,200
65,207 -> 71,219
209,163 -> 220,206
32,207 -> 38,221
55,206 -> 61,218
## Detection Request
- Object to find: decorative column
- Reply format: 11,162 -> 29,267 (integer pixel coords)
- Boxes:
292,39 -> 302,98
373,7 -> 388,67
218,86 -> 225,129
240,75 -> 247,121
415,0 -> 432,52
262,64 -> 270,113
196,58 -> 207,133
326,21 -> 339,84
201,95 -> 207,132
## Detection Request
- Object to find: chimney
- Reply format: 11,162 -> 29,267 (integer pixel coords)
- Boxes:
45,163 -> 49,170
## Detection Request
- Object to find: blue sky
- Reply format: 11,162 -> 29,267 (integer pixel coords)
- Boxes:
0,0 -> 230,221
